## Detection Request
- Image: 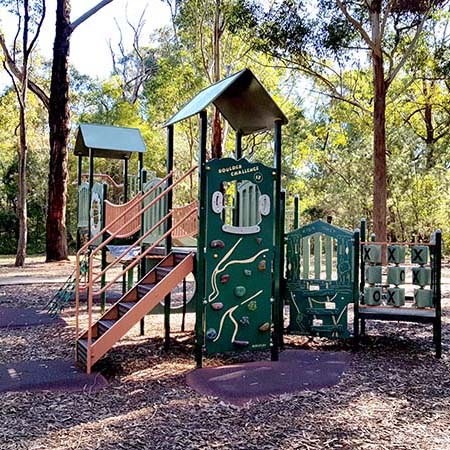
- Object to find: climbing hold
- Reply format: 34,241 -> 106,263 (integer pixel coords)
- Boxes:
234,286 -> 246,297
210,239 -> 225,249
244,269 -> 252,277
255,237 -> 263,245
220,274 -> 230,284
239,316 -> 250,326
206,328 -> 217,341
211,302 -> 223,311
257,260 -> 266,271
233,340 -> 250,348
259,322 -> 270,332
247,300 -> 257,311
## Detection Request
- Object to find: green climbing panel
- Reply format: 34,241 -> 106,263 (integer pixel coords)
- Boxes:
202,158 -> 276,354
285,220 -> 355,339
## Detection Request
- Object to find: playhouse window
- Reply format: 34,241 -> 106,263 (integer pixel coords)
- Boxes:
221,181 -> 262,228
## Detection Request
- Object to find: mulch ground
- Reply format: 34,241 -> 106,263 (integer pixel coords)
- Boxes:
1,262 -> 450,450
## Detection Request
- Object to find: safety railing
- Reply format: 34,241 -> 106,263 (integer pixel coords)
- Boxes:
74,166 -> 198,342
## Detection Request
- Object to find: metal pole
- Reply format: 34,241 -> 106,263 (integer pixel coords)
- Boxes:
434,230 -> 442,358
164,125 -> 174,350
76,155 -> 83,250
352,228 -> 360,347
293,194 -> 299,230
235,130 -> 243,159
278,189 -> 286,349
138,152 -> 144,192
271,119 -> 282,361
123,158 -> 129,203
88,148 -> 94,240
195,110 -> 208,368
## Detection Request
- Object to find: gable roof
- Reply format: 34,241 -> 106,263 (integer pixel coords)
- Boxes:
74,123 -> 146,159
164,69 -> 288,135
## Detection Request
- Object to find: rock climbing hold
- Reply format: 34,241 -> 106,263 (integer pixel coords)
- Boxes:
257,260 -> 266,271
255,237 -> 263,245
233,340 -> 250,348
240,316 -> 250,326
259,322 -> 270,332
210,239 -> 225,249
244,269 -> 252,277
234,286 -> 246,297
211,302 -> 223,311
220,274 -> 230,284
247,300 -> 257,311
206,328 -> 217,341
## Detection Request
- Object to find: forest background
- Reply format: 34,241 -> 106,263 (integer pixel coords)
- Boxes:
1,0 -> 450,260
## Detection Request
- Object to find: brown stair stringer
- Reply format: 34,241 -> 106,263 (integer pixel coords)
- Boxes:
86,252 -> 194,369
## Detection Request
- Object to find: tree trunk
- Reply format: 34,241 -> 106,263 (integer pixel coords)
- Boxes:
46,0 -> 70,261
15,91 -> 28,267
372,51 -> 387,244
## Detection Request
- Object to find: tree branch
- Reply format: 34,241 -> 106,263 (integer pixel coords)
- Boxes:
386,10 -> 430,86
0,33 -> 50,108
71,0 -> 115,31
26,0 -> 46,57
335,0 -> 376,52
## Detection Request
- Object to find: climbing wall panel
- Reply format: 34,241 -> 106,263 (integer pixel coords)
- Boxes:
203,158 -> 276,354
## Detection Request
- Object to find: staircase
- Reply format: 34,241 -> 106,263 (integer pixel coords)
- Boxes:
76,250 -> 194,371
74,166 -> 198,373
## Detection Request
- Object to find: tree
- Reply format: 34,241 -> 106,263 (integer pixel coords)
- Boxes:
0,0 -> 46,266
233,0 -> 447,244
1,0 -> 115,261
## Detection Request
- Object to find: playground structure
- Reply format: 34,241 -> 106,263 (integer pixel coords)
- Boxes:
69,69 -> 442,374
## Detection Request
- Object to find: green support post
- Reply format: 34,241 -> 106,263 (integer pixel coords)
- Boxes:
359,219 -> 366,334
100,183 -> 108,312
271,118 -> 282,362
88,148 -> 94,241
123,158 -> 129,203
434,230 -> 442,358
278,189 -> 286,349
293,195 -> 299,230
353,228 -> 360,346
235,130 -> 243,159
164,125 -> 174,351
195,110 -> 208,368
76,155 -> 83,250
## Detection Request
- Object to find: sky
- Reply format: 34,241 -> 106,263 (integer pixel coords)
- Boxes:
0,0 -> 171,89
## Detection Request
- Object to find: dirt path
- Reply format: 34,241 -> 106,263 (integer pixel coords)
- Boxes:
0,260 -> 449,450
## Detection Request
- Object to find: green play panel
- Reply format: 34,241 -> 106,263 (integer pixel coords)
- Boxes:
202,158 -> 276,354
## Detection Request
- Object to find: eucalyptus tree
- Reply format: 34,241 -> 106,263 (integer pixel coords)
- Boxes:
0,0 -> 46,266
232,0 -> 448,244
1,0 -> 116,261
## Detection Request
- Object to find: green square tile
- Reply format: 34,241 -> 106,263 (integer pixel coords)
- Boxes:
387,245 -> 405,264
411,246 -> 429,265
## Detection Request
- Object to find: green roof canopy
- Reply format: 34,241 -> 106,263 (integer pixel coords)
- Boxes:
74,123 -> 147,160
164,69 -> 288,135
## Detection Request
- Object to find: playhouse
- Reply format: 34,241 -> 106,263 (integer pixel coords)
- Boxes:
67,69 -> 442,374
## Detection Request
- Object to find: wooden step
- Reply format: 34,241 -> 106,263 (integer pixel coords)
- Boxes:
137,283 -> 156,297
76,338 -> 97,364
98,319 -> 117,336
156,266 -> 174,279
173,253 -> 187,264
118,301 -> 138,316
